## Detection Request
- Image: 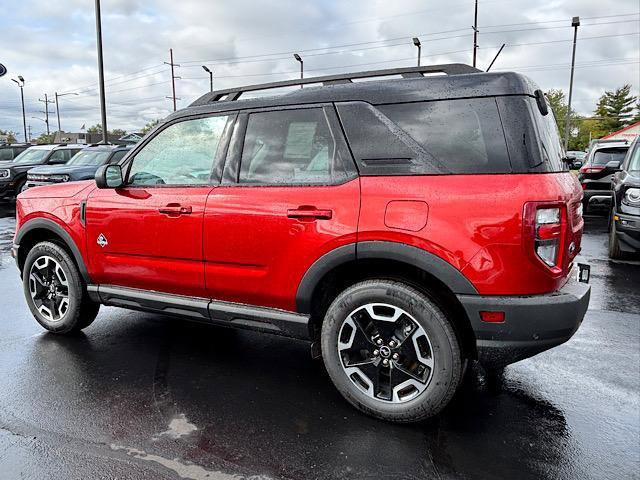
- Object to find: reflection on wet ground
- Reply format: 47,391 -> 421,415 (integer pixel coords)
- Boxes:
0,205 -> 638,480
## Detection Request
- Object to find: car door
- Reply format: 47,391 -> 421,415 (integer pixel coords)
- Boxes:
85,113 -> 234,297
203,105 -> 360,312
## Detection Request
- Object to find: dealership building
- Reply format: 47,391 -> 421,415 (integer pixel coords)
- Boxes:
601,121 -> 640,142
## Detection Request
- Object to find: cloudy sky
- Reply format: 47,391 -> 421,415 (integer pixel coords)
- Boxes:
0,0 -> 638,140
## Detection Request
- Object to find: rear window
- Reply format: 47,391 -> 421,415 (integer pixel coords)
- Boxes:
337,98 -> 510,175
592,148 -> 628,166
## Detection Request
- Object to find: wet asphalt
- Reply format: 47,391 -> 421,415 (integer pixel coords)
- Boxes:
0,201 -> 638,480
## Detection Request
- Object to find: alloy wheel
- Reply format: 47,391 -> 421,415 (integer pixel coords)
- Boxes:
337,303 -> 434,403
28,255 -> 70,322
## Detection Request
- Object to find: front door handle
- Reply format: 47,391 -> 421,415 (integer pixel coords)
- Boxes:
159,204 -> 192,216
287,206 -> 333,220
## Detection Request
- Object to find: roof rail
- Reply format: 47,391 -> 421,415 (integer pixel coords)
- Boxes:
190,63 -> 480,106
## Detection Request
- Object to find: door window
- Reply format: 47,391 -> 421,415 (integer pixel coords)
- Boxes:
239,108 -> 347,185
127,115 -> 229,186
109,150 -> 128,164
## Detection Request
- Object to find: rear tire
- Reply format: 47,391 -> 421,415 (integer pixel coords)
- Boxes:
23,241 -> 99,334
608,209 -> 624,260
321,280 -> 462,423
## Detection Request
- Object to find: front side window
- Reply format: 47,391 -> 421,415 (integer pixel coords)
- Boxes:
127,115 -> 229,186
48,149 -> 73,164
109,150 -> 128,164
239,108 -> 345,185
0,149 -> 13,161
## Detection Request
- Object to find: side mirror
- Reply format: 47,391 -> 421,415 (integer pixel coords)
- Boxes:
605,160 -> 621,171
95,164 -> 123,189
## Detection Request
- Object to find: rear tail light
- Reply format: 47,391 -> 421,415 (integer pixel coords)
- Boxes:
523,203 -> 568,273
579,165 -> 605,174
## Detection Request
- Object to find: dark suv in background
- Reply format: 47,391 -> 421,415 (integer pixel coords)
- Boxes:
609,137 -> 640,258
0,143 -> 31,162
25,144 -> 131,190
0,144 -> 83,199
578,139 -> 629,213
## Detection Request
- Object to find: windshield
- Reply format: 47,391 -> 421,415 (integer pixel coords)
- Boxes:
12,148 -> 50,165
592,148 -> 628,166
67,150 -> 112,166
628,144 -> 640,171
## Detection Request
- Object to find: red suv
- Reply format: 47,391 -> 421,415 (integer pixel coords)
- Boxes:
12,65 -> 590,423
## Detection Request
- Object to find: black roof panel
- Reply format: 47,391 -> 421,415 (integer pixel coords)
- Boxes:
168,68 -> 539,122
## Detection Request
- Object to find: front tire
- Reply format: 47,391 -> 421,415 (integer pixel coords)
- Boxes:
321,280 -> 462,423
23,241 -> 99,333
608,209 -> 624,260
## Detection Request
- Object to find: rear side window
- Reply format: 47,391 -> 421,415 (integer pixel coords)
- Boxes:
338,99 -> 510,175
592,148 -> 628,166
239,108 -> 350,185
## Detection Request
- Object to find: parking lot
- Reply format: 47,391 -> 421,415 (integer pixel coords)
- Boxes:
0,202 -> 638,480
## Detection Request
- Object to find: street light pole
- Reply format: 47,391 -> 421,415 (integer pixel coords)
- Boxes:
412,37 -> 422,66
202,65 -> 213,92
94,0 -> 108,144
294,53 -> 303,88
54,92 -> 79,133
564,16 -> 580,152
11,76 -> 27,143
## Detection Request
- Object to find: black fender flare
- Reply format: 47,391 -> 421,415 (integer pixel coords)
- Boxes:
14,218 -> 91,283
296,241 -> 478,314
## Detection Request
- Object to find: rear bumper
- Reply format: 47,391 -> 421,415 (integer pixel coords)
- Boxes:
457,272 -> 590,367
615,212 -> 640,252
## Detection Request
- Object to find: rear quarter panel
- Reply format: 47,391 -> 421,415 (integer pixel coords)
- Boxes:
358,172 -> 583,295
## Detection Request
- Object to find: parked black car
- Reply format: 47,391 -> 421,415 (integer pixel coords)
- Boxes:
578,139 -> 630,213
566,150 -> 586,169
0,144 -> 83,199
0,143 -> 31,161
25,144 -> 131,190
609,137 -> 640,258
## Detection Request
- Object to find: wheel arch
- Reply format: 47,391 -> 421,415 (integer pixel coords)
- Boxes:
297,241 -> 479,358
15,218 -> 91,284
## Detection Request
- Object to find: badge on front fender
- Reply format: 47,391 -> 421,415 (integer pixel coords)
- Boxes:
97,234 -> 108,248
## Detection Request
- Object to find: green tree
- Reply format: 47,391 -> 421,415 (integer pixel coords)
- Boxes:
86,124 -> 102,134
594,84 -> 637,134
110,128 -> 127,137
34,133 -> 55,144
0,129 -> 17,143
141,119 -> 160,134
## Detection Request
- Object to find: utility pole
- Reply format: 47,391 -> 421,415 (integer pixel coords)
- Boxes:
94,0 -> 108,144
413,38 -> 422,66
11,76 -> 27,143
294,54 -> 303,88
54,92 -> 79,133
165,48 -> 181,111
472,0 -> 479,67
564,16 -> 580,151
38,94 -> 54,136
28,124 -> 32,143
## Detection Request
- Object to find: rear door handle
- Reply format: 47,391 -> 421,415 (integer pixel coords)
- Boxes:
159,204 -> 192,216
287,207 -> 333,220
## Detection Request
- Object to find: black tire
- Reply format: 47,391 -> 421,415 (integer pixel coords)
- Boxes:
321,280 -> 462,423
608,209 -> 624,260
23,241 -> 99,334
15,179 -> 27,196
